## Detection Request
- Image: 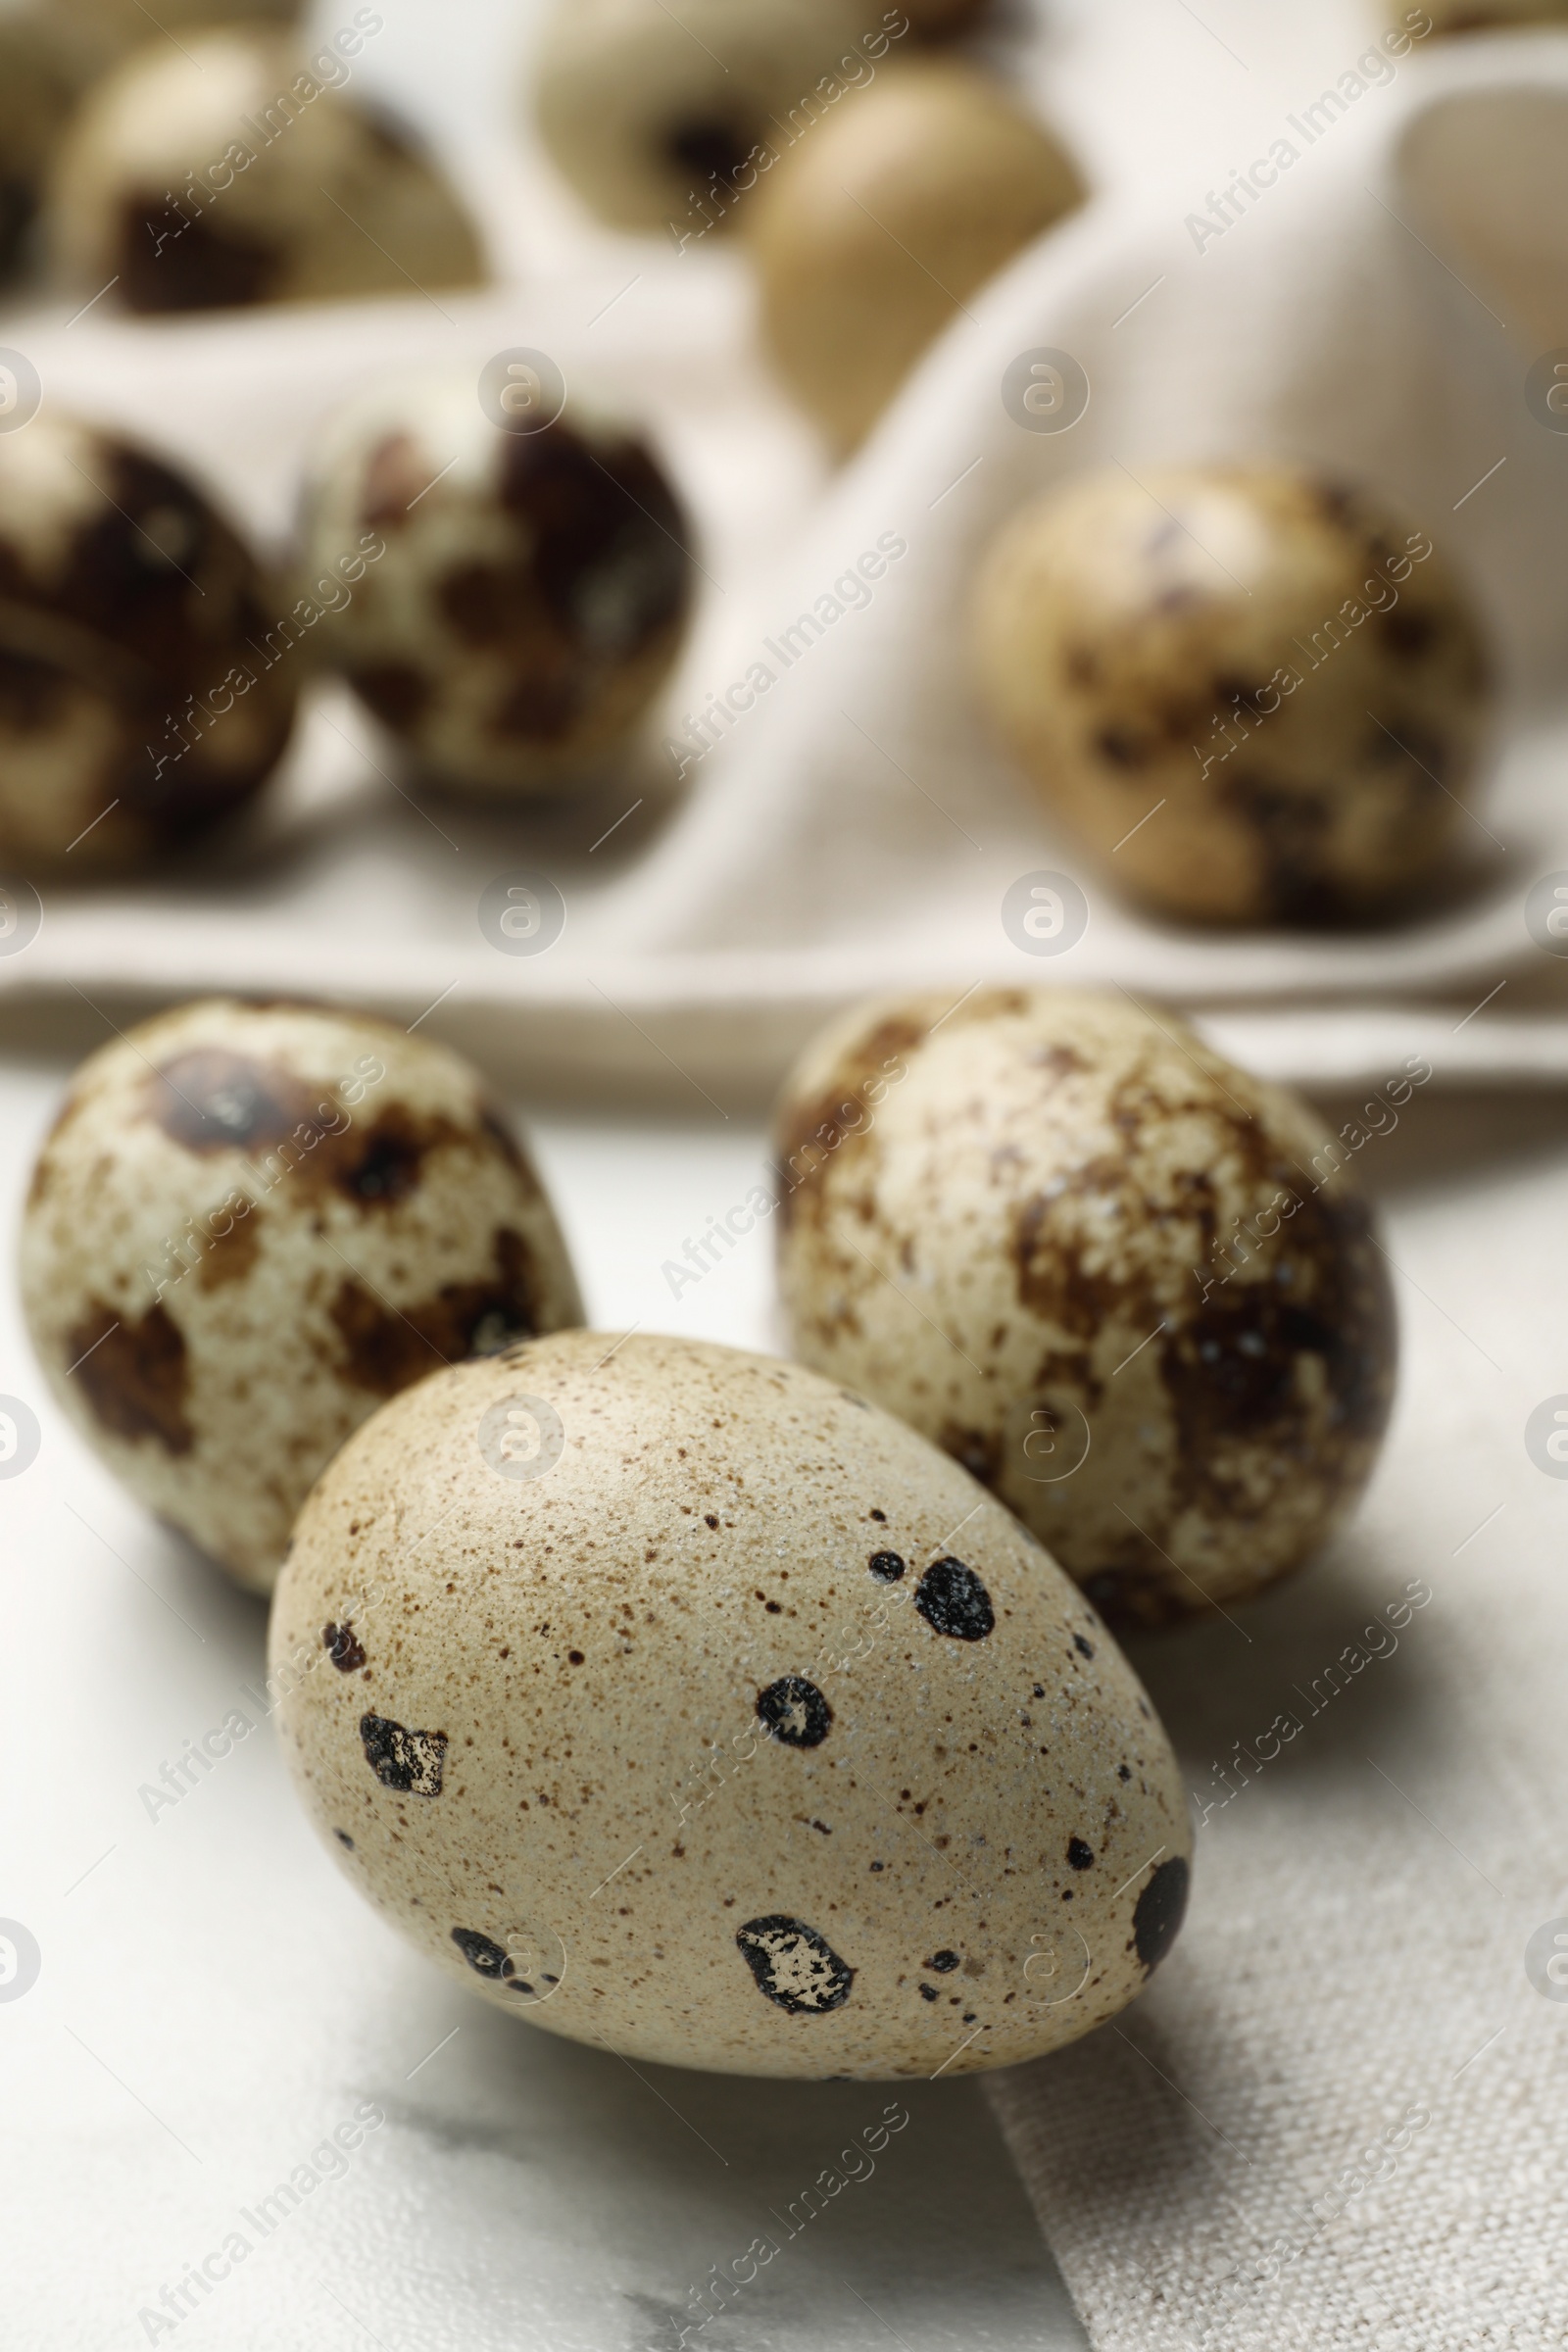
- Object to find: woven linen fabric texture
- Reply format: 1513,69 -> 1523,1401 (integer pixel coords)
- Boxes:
985,1111 -> 1568,2350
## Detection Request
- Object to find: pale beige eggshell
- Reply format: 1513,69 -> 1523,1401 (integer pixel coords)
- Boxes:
971,463 -> 1493,925
748,58 -> 1085,452
270,1330 -> 1192,2079
298,374 -> 694,796
532,0 -> 872,233
19,999 -> 582,1593
49,29 -> 483,313
774,987 -> 1398,1628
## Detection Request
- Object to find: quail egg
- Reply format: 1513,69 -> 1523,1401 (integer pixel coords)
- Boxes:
748,58 -> 1085,452
0,412 -> 297,872
972,463 -> 1493,925
532,0 -> 881,235
49,27 -> 483,314
20,1000 -> 583,1594
774,987 -> 1398,1629
270,1330 -> 1192,2078
0,17 -> 84,282
299,374 -> 695,796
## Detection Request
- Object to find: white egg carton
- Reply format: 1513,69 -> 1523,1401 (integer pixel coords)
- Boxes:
3,0 -> 1567,1102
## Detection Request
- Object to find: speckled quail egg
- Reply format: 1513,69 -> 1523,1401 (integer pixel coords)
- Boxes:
774,988 -> 1398,1631
298,374 -> 695,796
532,0 -> 881,235
972,464 -> 1493,926
21,1000 -> 583,1595
270,1329 -> 1192,2079
747,58 -> 1085,452
0,412 -> 297,872
48,27 -> 483,314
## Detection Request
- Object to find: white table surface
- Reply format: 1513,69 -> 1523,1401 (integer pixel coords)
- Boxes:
0,1051 -> 1090,2352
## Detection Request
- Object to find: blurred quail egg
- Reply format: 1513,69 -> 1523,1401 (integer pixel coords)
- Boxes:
747,58 -> 1085,452
299,374 -> 695,796
270,1330 -> 1192,2078
21,1000 -> 583,1594
0,16 -> 83,282
774,988 -> 1397,1629
532,0 -> 876,234
0,412 -> 297,872
49,27 -> 483,313
972,463 -> 1493,925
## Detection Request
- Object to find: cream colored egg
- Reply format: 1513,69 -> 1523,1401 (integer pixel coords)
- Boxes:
532,0 -> 873,235
49,28 -> 483,314
20,1000 -> 582,1594
270,1331 -> 1191,2079
774,988 -> 1397,1629
747,58 -> 1085,452
299,374 -> 695,796
972,463 -> 1493,926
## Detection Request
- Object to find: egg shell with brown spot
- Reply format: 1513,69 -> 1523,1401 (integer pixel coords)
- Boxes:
48,29 -> 483,316
971,463 -> 1493,924
0,411 -> 297,870
19,997 -> 583,1593
298,372 -> 695,797
270,1330 -> 1191,2078
773,987 -> 1397,1628
532,0 -> 874,235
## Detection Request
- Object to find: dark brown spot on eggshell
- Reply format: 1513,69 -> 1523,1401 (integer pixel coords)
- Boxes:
323,1620 -> 367,1672
68,1298 -> 193,1455
117,194 -> 282,312
192,1212 -> 261,1290
735,1916 -> 855,2014
757,1676 -> 832,1748
361,1712 -> 447,1796
1133,1855 -> 1190,1972
149,1050 -> 310,1154
914,1556 -> 995,1642
452,1926 -> 512,1978
330,1227 -> 540,1395
354,660 -> 432,728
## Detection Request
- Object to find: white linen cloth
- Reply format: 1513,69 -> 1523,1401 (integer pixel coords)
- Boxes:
985,1101 -> 1568,2351
4,4 -> 1568,1099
